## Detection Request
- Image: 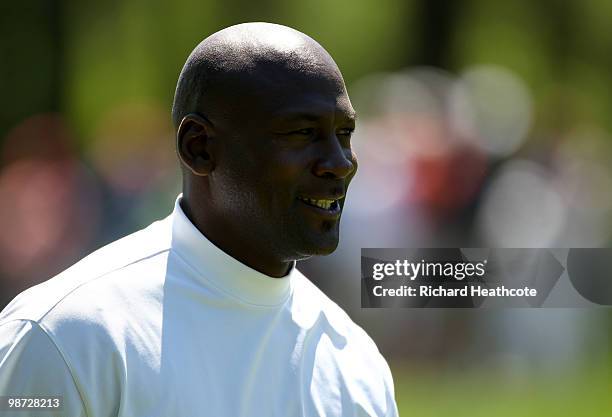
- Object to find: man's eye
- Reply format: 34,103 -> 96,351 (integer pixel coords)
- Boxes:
337,128 -> 355,137
290,128 -> 315,135
288,128 -> 314,136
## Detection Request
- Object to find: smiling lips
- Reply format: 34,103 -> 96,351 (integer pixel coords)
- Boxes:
297,196 -> 340,212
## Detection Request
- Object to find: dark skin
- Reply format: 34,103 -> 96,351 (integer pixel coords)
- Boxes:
174,23 -> 357,277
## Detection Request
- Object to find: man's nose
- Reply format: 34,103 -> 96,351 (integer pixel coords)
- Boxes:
313,136 -> 356,179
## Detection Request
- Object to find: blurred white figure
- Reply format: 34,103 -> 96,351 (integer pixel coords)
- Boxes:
477,159 -> 566,247
450,65 -> 532,157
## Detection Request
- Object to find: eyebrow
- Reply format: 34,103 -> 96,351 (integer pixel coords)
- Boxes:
272,110 -> 357,124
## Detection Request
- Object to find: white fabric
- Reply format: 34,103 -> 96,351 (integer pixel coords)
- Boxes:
0,196 -> 398,417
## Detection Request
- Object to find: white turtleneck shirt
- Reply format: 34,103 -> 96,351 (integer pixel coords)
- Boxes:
0,196 -> 398,417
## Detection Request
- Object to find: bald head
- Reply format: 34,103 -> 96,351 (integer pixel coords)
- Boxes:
171,22 -> 343,129
174,23 -> 356,276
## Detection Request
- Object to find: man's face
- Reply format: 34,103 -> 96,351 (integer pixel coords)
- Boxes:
209,64 -> 357,261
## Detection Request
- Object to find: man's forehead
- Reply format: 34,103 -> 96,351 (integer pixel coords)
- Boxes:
248,75 -> 353,121
216,61 -> 347,106
270,101 -> 356,123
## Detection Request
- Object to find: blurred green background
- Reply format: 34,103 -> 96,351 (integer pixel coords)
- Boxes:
2,0 -> 612,415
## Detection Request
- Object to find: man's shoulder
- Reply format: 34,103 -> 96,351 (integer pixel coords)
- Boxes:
0,215 -> 172,327
291,270 -> 396,411
291,271 -> 380,354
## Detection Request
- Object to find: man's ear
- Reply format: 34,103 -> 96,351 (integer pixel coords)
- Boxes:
176,113 -> 215,176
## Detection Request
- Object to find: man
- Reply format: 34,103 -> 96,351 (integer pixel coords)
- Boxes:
0,23 -> 398,417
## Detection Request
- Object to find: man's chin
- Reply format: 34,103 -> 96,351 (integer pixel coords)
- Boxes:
283,221 -> 341,259
296,235 -> 340,257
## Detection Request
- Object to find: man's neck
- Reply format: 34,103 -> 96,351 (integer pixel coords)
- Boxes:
179,195 -> 292,278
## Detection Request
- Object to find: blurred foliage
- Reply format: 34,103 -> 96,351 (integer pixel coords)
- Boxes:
393,361 -> 612,417
5,0 -> 612,141
2,0 -> 416,141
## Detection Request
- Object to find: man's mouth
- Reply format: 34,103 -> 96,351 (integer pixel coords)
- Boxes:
297,196 -> 341,212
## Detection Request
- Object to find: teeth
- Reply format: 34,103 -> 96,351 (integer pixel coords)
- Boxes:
300,197 -> 336,210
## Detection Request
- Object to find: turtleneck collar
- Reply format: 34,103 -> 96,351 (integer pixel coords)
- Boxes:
169,195 -> 295,307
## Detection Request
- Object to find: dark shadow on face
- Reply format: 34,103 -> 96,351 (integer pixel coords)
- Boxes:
209,61 -> 358,261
